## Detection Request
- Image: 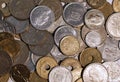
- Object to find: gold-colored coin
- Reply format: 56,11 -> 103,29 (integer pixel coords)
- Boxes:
79,48 -> 102,67
0,73 -> 9,82
60,35 -> 80,56
113,0 -> 120,12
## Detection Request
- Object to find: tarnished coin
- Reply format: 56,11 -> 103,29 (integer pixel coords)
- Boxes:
60,58 -> 82,82
60,35 -> 80,56
39,0 -> 63,21
0,50 -> 12,76
49,66 -> 73,82
9,0 -> 35,19
83,63 -> 108,82
0,32 -> 14,41
63,2 -> 86,26
106,13 -> 120,40
85,9 -> 105,30
10,64 -> 30,82
79,48 -> 102,67
103,62 -> 120,82
36,56 -> 58,79
0,73 -> 9,82
30,6 -> 55,30
54,25 -> 77,46
5,16 -> 29,34
113,0 -> 120,12
97,37 -> 120,61
76,78 -> 83,82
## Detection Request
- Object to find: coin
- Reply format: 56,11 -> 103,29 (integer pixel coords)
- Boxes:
83,63 -> 108,82
63,2 -> 86,26
113,0 -> 120,12
97,37 -> 120,61
0,73 -> 9,82
79,48 -> 102,67
103,62 -> 120,82
0,32 -> 14,41
0,50 -> 12,76
10,64 -> 30,82
54,25 -> 77,46
9,0 -> 35,19
39,0 -> 63,21
49,66 -> 73,82
5,16 -> 29,34
30,6 -> 55,30
60,35 -> 80,56
85,9 -> 105,30
60,57 -> 82,82
36,56 -> 58,79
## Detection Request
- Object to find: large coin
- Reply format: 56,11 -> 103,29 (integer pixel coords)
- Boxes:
30,6 -> 55,30
63,2 -> 86,26
83,63 -> 108,82
113,0 -> 120,12
9,0 -> 35,19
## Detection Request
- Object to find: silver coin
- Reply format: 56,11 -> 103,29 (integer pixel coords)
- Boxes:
97,37 -> 120,61
106,12 -> 120,40
85,9 -> 105,30
30,6 -> 55,30
49,66 -> 73,82
83,63 -> 108,82
103,62 -> 120,82
54,25 -> 77,46
63,2 -> 86,26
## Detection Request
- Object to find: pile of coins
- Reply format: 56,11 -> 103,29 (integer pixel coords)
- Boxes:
0,0 -> 120,82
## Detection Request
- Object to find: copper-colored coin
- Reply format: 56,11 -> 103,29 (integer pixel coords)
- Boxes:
0,73 -> 9,82
39,0 -> 63,21
36,56 -> 58,79
0,32 -> 14,41
113,0 -> 120,12
10,64 -> 30,82
79,48 -> 102,67
9,0 -> 35,19
60,57 -> 83,82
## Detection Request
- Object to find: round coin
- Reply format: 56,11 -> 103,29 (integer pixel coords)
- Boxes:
49,66 -> 73,82
113,0 -> 120,12
30,6 -> 55,30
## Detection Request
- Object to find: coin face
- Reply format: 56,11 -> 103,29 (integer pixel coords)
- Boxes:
85,9 -> 105,30
30,6 -> 55,30
9,0 -> 35,19
49,66 -> 73,82
63,2 -> 86,26
113,0 -> 120,12
83,63 -> 108,82
103,62 -> 120,82
36,56 -> 58,79
79,48 -> 102,67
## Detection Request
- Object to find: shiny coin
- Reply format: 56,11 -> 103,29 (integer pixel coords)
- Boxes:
0,73 -> 9,82
60,35 -> 80,56
9,0 -> 35,19
54,25 -> 77,46
63,2 -> 86,26
10,64 -> 30,82
30,6 -> 55,30
0,50 -> 12,76
60,57 -> 82,82
106,13 -> 120,40
0,32 -> 14,41
39,0 -> 63,21
83,63 -> 108,82
36,56 -> 58,79
113,0 -> 120,12
97,37 -> 120,61
79,48 -> 102,67
49,66 -> 73,82
85,9 -> 105,30
103,62 -> 120,82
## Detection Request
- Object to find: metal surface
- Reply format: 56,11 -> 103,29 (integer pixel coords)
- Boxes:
113,0 -> 120,12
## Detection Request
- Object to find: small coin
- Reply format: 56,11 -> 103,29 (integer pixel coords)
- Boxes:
63,2 -> 86,26
103,62 -> 120,82
0,32 -> 14,41
49,66 -> 73,82
0,50 -> 12,76
83,63 -> 108,82
113,0 -> 120,12
0,73 -> 9,82
36,56 -> 58,79
60,35 -> 80,56
54,25 -> 77,46
30,6 -> 55,30
10,64 -> 30,82
85,9 -> 105,30
9,0 -> 35,19
60,57 -> 82,82
79,48 -> 102,67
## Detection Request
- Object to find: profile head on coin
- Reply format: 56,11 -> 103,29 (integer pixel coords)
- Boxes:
30,6 -> 55,30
